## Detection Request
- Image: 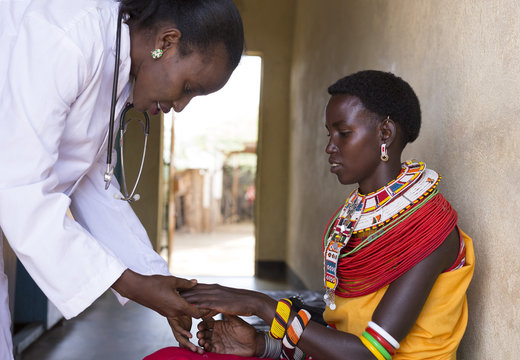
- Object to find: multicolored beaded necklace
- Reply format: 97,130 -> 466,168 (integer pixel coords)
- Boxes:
323,161 -> 441,310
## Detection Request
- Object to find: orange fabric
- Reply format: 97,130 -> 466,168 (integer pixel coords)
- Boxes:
323,229 -> 475,359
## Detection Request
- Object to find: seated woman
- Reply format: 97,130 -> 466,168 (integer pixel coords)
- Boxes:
146,70 -> 474,360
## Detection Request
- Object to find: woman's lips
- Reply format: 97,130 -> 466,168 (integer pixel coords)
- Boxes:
330,163 -> 342,173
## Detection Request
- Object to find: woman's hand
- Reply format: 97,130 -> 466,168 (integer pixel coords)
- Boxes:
181,283 -> 276,321
112,269 -> 202,319
197,315 -> 264,356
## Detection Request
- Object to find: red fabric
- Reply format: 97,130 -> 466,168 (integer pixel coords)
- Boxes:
323,193 -> 458,298
144,347 -> 264,360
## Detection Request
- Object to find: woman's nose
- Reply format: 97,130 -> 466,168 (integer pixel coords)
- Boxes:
326,139 -> 338,154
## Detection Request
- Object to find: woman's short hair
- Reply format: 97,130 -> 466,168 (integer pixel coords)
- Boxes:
328,70 -> 421,144
119,0 -> 244,69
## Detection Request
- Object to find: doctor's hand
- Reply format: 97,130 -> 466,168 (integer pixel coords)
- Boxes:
167,315 -> 203,354
112,269 -> 203,319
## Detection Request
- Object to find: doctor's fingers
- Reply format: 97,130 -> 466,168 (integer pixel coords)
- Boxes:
168,293 -> 205,319
168,315 -> 192,339
168,317 -> 203,354
170,275 -> 198,290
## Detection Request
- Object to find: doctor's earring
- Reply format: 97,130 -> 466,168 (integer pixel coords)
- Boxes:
151,49 -> 164,59
380,143 -> 389,162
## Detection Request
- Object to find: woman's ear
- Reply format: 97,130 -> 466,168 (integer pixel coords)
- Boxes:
379,116 -> 398,147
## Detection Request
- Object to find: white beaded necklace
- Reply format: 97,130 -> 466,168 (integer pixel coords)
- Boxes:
323,161 -> 441,310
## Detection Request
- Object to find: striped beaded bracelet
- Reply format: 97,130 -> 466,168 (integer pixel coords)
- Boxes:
270,298 -> 293,339
282,309 -> 311,349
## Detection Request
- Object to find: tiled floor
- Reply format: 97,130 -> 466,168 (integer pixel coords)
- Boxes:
19,223 -> 306,360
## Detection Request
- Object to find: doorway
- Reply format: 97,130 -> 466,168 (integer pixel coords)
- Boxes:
164,55 -> 262,277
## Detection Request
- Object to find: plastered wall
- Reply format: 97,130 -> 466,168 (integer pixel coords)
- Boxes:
233,0 -> 296,262
287,0 -> 519,358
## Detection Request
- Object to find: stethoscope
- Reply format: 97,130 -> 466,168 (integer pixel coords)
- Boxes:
104,9 -> 150,202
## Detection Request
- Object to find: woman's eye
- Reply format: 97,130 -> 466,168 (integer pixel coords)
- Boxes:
339,131 -> 351,137
184,84 -> 192,94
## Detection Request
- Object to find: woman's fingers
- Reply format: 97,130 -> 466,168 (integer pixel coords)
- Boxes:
196,318 -> 218,351
198,317 -> 216,331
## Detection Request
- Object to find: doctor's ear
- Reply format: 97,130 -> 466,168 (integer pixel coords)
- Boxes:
155,28 -> 182,53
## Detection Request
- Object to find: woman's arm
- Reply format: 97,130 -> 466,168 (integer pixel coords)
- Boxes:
295,227 -> 460,360
184,228 -> 460,359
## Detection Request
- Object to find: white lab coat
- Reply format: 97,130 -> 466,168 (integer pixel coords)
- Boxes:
0,0 -> 170,357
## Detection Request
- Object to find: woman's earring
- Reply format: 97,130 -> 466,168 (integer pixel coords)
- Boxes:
151,49 -> 164,59
380,144 -> 389,162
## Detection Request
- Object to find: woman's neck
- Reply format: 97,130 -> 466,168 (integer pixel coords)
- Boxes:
358,158 -> 403,195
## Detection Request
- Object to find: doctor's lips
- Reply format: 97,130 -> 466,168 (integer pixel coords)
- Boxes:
149,101 -> 172,115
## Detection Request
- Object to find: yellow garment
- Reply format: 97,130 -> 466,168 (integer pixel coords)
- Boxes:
323,229 -> 475,359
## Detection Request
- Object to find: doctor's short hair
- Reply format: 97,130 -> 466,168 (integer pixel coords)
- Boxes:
328,70 -> 421,145
119,0 -> 244,69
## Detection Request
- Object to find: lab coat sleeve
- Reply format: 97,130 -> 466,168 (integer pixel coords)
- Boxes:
69,155 -> 171,305
0,14 -> 127,319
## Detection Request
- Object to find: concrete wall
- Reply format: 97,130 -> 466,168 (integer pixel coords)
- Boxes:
287,0 -> 519,358
233,0 -> 296,262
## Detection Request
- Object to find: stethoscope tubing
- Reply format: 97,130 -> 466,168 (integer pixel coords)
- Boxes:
104,7 -> 150,202
118,104 -> 150,202
104,8 -> 124,190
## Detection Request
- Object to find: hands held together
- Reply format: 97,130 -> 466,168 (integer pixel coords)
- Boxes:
112,270 -> 268,356
174,283 -> 277,356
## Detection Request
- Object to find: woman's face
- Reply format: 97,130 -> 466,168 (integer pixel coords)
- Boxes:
132,43 -> 232,115
325,94 -> 383,190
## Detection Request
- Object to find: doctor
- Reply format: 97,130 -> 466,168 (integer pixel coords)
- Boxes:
0,0 -> 244,358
